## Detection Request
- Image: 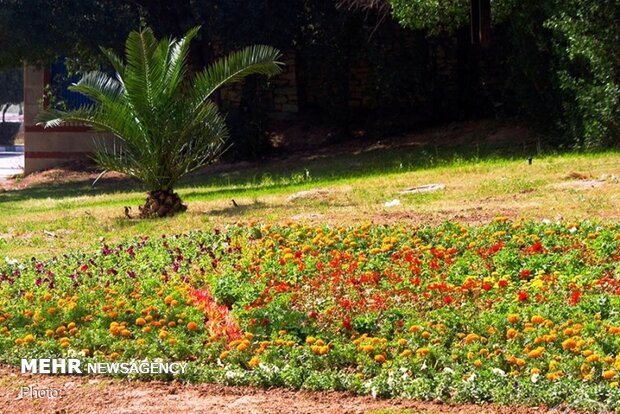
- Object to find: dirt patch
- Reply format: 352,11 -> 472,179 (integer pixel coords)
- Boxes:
0,160 -> 131,192
0,365 -> 566,414
287,188 -> 335,202
550,180 -> 606,190
290,213 -> 325,221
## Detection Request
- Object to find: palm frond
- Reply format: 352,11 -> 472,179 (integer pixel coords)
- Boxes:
192,45 -> 283,108
68,71 -> 125,104
99,47 -> 126,77
35,26 -> 282,194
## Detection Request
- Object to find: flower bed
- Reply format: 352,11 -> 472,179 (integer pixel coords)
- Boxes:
1,219 -> 620,410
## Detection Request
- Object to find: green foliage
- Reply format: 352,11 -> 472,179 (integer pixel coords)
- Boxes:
389,0 -> 620,148
0,67 -> 22,108
389,0 -> 469,34
0,0 -> 139,70
36,27 -> 282,192
544,0 -> 620,148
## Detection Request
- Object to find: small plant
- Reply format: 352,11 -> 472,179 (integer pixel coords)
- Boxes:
37,26 -> 282,217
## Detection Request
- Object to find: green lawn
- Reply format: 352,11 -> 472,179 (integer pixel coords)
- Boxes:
1,140 -> 619,259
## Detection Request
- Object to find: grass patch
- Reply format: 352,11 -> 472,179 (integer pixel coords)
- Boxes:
1,143 -> 619,259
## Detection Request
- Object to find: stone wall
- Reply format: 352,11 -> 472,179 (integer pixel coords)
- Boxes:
220,52 -> 298,116
269,53 -> 298,114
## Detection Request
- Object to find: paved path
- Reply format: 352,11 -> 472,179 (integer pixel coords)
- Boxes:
0,112 -> 24,180
3,113 -> 23,123
0,153 -> 23,180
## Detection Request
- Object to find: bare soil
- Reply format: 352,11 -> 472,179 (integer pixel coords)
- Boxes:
0,365 -> 564,414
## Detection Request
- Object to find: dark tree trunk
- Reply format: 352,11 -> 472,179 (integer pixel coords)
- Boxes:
138,190 -> 187,218
1,104 -> 9,123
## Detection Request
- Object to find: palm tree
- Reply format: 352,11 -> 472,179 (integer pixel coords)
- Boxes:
37,27 -> 282,217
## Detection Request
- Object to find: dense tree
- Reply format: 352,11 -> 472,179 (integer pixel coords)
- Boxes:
388,0 -> 620,148
0,0 -> 139,70
0,67 -> 22,122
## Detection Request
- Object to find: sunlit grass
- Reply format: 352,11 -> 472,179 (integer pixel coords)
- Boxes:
1,147 -> 619,259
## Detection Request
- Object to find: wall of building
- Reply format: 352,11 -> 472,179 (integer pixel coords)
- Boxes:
23,66 -> 115,174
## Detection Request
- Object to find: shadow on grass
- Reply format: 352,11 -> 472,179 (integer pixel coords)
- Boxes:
0,138 -> 551,206
206,200 -> 270,217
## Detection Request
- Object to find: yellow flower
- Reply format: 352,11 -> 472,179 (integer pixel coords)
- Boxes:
248,356 -> 260,368
416,347 -> 429,358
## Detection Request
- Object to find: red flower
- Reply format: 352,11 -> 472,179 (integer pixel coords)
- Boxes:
498,279 -> 508,288
490,241 -> 504,254
342,318 -> 352,330
482,282 -> 493,291
517,290 -> 529,302
569,289 -> 581,306
443,295 -> 453,305
526,242 -> 544,254
519,269 -> 532,279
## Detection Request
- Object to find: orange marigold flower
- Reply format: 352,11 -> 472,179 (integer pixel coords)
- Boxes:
527,347 -> 545,359
602,370 -> 616,380
187,321 -> 198,331
562,338 -> 576,350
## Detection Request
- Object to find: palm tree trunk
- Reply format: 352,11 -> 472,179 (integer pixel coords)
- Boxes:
139,190 -> 187,218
